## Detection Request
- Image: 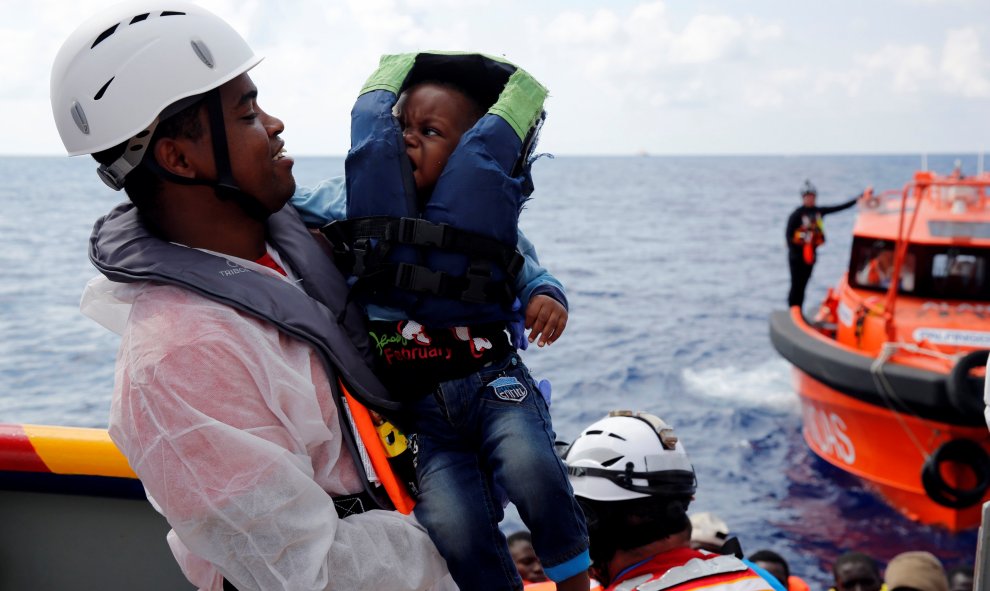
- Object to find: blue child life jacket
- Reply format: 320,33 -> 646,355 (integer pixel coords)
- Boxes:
325,52 -> 548,328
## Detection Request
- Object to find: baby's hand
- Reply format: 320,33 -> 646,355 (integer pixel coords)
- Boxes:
525,295 -> 568,347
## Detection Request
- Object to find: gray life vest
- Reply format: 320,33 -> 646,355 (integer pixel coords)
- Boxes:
89,201 -> 402,509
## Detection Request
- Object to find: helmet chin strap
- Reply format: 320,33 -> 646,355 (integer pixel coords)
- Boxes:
144,89 -> 274,222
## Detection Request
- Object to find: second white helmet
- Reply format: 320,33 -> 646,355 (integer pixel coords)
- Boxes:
564,410 -> 697,502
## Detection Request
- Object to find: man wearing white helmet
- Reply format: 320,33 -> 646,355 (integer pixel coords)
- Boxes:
51,2 -> 453,590
564,411 -> 781,591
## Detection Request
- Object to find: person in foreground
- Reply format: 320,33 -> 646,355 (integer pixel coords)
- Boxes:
298,53 -> 589,591
564,410 -> 783,591
51,2 -> 453,590
785,180 -> 862,309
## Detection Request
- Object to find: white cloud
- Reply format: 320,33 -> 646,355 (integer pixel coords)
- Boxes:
7,0 -> 990,156
669,14 -> 745,64
544,9 -> 620,45
849,27 -> 990,99
940,27 -> 990,97
858,44 -> 937,94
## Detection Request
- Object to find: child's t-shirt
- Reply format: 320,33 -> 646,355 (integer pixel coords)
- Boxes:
367,319 -> 511,397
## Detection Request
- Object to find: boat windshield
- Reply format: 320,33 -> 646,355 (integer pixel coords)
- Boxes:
849,237 -> 990,300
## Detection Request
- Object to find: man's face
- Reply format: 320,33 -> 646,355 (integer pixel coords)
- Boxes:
396,83 -> 479,196
509,540 -> 547,582
802,193 -> 817,207
189,73 -> 295,213
835,562 -> 882,591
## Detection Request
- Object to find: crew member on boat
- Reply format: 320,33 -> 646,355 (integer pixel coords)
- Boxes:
854,241 -> 916,292
785,180 -> 862,309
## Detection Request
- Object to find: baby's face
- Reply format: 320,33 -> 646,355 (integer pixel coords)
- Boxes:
396,83 -> 480,195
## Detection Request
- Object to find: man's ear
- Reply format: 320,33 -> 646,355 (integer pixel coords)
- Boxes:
153,137 -> 199,180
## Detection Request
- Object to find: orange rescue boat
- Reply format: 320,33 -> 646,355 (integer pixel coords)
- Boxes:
770,168 -> 990,531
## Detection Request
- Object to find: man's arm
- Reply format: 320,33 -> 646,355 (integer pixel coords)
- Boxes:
819,194 -> 862,215
109,287 -> 450,591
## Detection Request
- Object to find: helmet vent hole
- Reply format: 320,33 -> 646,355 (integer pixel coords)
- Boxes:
600,456 -> 624,467
91,24 -> 119,49
607,433 -> 627,441
129,13 -> 150,24
129,144 -> 143,152
586,430 -> 603,435
93,77 -> 114,101
160,11 -> 187,17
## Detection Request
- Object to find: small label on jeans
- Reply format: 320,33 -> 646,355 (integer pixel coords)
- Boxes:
488,376 -> 527,402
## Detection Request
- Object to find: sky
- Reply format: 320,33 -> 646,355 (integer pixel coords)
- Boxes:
4,0 -> 990,156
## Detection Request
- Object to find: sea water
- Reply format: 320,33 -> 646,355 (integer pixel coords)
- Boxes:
0,154 -> 980,588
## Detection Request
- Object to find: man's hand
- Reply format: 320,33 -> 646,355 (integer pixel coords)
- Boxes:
525,295 -> 567,347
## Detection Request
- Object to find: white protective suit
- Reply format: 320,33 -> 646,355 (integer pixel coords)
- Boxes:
82,249 -> 456,591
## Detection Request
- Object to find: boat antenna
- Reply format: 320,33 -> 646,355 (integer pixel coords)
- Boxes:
921,153 -> 928,171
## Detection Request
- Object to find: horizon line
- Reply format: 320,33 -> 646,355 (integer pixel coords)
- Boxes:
3,150 -> 987,159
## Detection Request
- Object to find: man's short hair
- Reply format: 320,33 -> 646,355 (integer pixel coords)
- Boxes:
91,97 -> 207,214
506,530 -> 532,547
832,551 -> 880,580
749,549 -> 790,580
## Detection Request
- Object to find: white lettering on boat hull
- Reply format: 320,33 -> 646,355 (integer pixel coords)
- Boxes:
913,328 -> 990,347
802,404 -> 856,465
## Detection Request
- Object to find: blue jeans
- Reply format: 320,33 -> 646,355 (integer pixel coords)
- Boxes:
409,352 -> 589,591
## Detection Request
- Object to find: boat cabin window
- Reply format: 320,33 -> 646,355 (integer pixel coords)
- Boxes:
850,239 -> 916,292
931,251 -> 984,297
849,238 -> 990,300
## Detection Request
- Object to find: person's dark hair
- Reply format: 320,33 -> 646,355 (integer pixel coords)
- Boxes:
91,96 -> 207,215
832,551 -> 880,580
506,531 -> 532,547
750,549 -> 790,580
583,495 -> 691,559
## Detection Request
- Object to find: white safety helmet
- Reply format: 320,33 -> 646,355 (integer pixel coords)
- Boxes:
565,410 -> 696,502
50,0 -> 262,188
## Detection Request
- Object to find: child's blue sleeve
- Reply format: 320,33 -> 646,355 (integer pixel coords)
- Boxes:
516,230 -> 568,310
291,177 -> 348,226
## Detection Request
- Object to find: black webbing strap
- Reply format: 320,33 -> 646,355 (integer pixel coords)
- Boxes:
321,216 -> 525,280
220,490 -> 378,590
204,90 -> 271,222
348,260 -> 515,306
